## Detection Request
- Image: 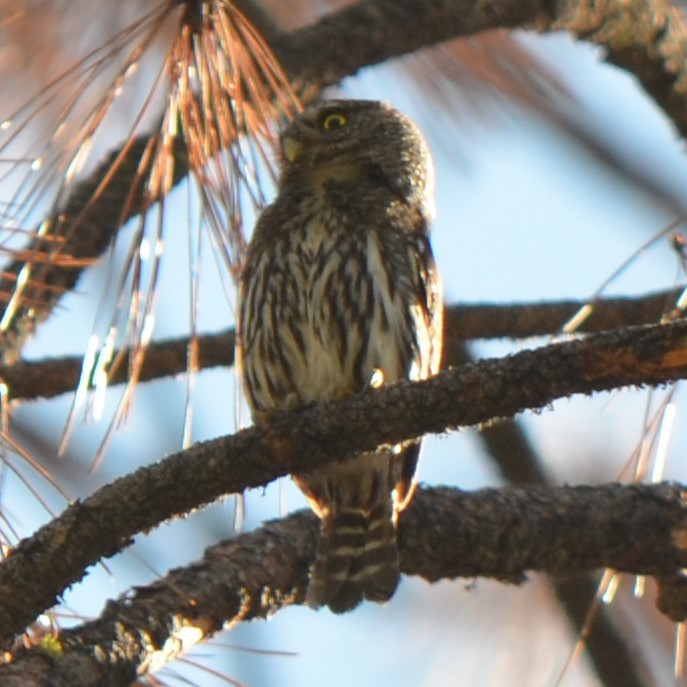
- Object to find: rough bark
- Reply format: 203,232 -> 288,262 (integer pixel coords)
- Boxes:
2,483 -> 686,687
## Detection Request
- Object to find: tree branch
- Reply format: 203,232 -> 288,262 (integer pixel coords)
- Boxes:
3,287 -> 679,402
1,317 -> 686,645
0,136 -> 190,363
1,329 -> 234,401
274,0 -> 687,136
2,483 -> 687,687
448,288 -> 683,340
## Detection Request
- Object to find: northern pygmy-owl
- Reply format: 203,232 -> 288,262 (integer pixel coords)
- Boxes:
238,99 -> 443,613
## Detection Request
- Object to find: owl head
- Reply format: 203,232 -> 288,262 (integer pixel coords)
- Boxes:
277,99 -> 435,218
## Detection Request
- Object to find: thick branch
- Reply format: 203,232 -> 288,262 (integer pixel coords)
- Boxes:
0,318 -> 686,645
2,288 -> 678,402
275,0 -> 687,135
2,483 -> 687,687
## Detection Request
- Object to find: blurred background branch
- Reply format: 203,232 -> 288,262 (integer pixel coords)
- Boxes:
0,286 -> 680,401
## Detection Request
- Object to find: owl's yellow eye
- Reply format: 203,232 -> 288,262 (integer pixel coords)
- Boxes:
321,113 -> 347,130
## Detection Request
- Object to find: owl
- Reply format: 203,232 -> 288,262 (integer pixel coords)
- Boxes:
238,99 -> 443,613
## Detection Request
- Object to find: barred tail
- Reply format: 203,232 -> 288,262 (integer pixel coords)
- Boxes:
306,499 -> 399,614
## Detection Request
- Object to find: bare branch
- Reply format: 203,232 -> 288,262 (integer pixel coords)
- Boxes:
275,0 -> 687,135
0,329 -> 233,401
2,288 -> 678,402
448,288 -> 682,341
2,483 -> 687,686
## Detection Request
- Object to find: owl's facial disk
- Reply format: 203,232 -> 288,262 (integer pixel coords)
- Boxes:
279,115 -> 344,165
279,101 -> 376,167
277,100 -> 433,216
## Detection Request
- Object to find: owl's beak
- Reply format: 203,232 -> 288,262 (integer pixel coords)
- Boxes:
281,136 -> 304,163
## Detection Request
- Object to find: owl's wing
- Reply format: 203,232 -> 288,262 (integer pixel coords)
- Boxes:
410,231 -> 443,376
395,231 -> 443,510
